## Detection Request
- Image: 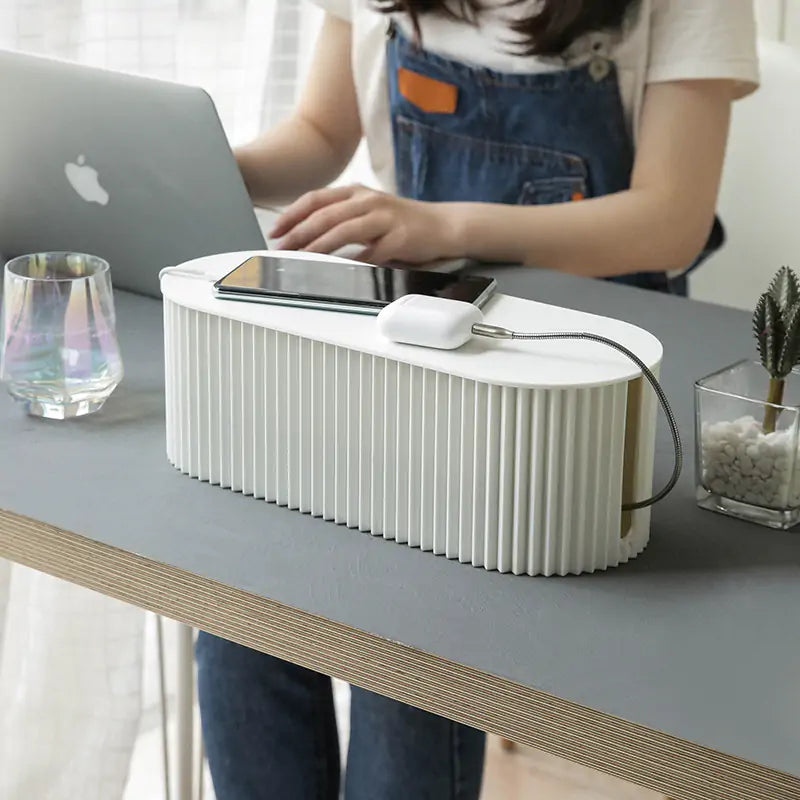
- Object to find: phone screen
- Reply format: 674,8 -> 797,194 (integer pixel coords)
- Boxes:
214,256 -> 496,309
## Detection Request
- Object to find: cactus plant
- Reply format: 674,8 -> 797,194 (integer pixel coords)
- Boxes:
753,266 -> 800,432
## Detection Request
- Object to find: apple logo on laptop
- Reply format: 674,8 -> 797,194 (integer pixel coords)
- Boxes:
64,155 -> 109,206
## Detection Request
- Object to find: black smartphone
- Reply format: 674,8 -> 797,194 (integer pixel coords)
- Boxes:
213,255 -> 497,315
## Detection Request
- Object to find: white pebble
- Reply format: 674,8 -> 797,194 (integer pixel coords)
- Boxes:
756,457 -> 773,474
701,419 -> 800,510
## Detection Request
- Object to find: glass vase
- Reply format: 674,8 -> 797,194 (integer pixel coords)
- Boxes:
695,359 -> 800,530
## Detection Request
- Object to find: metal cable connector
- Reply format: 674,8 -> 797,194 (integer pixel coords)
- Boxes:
471,323 -> 514,339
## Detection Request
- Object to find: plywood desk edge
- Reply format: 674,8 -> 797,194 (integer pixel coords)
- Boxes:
1,508 -> 797,800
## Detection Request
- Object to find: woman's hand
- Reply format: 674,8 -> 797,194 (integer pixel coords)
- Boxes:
269,184 -> 460,264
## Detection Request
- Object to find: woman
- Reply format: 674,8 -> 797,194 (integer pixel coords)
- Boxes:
197,1 -> 758,798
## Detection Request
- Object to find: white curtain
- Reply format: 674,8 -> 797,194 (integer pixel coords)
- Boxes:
0,2 -> 320,798
0,0 -> 322,143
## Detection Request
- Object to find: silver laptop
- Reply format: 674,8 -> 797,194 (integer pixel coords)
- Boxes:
0,49 -> 266,299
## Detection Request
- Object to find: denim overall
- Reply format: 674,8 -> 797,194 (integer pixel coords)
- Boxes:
386,21 -> 722,295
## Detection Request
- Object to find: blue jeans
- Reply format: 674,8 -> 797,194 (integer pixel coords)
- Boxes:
196,632 -> 486,799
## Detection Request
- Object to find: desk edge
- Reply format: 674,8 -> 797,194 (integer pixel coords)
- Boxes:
0,508 -> 797,800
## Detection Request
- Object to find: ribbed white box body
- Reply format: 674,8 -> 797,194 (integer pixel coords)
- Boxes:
162,252 -> 663,576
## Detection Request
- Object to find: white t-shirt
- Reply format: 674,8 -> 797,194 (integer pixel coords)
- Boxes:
311,0 -> 760,193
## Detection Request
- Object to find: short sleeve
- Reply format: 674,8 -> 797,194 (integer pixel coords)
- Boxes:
647,0 -> 759,99
307,0 -> 352,21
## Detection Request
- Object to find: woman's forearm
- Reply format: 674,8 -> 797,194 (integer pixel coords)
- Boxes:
443,188 -> 713,276
234,113 -> 357,208
443,81 -> 731,276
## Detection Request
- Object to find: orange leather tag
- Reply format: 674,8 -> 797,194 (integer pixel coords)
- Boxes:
397,67 -> 457,114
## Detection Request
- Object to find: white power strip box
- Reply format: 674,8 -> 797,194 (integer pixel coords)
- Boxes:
161,251 -> 663,576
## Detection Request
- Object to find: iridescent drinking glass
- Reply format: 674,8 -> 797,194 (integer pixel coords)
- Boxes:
1,252 -> 124,418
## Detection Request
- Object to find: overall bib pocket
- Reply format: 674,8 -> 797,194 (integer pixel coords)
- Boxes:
394,115 -> 589,206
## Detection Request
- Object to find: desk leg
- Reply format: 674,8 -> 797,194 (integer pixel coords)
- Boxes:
177,624 -> 195,800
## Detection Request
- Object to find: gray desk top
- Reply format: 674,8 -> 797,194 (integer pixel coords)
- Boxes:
1,269 -> 798,780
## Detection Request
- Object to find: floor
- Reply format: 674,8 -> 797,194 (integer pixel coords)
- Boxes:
481,740 -> 664,800
124,682 -> 664,800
